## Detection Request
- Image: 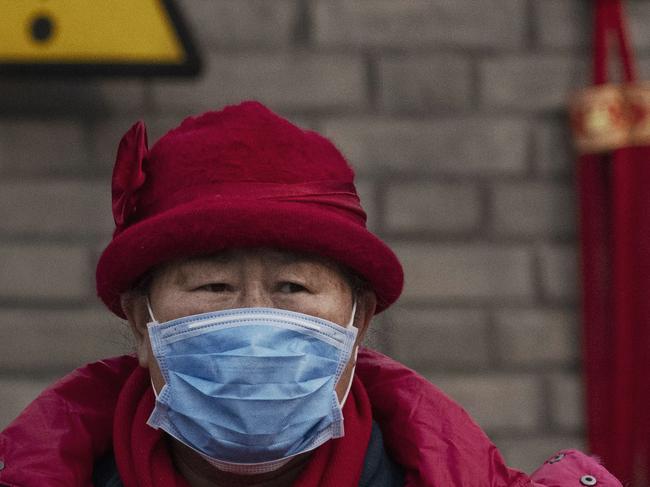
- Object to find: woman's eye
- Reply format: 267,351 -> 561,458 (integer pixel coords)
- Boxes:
196,283 -> 231,293
278,282 -> 307,294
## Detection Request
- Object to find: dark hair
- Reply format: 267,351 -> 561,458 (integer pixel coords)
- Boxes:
338,264 -> 370,298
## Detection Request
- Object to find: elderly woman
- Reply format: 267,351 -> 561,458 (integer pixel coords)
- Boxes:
0,102 -> 620,487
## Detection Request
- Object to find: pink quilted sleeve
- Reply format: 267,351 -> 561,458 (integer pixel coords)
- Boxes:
530,450 -> 622,487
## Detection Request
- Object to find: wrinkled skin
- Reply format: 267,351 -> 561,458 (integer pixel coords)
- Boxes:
122,248 -> 376,487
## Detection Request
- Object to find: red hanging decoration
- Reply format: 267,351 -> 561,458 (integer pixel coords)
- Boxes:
570,1 -> 650,484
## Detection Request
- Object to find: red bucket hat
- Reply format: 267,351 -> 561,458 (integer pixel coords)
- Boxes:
96,101 -> 403,318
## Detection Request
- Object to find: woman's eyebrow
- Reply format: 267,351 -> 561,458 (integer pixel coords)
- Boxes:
173,260 -> 232,286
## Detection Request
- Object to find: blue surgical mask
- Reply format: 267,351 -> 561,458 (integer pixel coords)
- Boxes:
145,301 -> 358,474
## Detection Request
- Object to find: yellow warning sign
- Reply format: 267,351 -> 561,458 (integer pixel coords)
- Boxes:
0,0 -> 200,76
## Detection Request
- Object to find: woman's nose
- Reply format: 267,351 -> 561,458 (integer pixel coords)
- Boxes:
236,284 -> 274,308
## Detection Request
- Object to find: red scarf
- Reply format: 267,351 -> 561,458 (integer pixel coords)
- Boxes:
113,366 -> 373,487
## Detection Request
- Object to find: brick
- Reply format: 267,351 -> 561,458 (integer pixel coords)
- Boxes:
639,57 -> 650,83
0,379 -> 53,431
626,2 -> 650,51
387,307 -> 490,370
549,373 -> 585,431
152,53 -> 366,113
492,182 -> 577,237
0,245 -> 91,300
177,0 -> 294,47
428,373 -> 543,433
535,0 -> 650,51
0,120 -> 86,176
379,54 -> 473,114
90,117 -> 138,174
0,80 -> 143,117
0,181 -> 113,236
494,435 -> 586,474
0,80 -> 106,115
480,55 -> 587,111
0,308 -> 131,372
533,0 -> 590,50
362,311 -> 391,355
94,80 -> 147,114
385,182 -> 480,233
539,244 -> 579,301
494,309 -> 579,366
534,121 -> 575,177
322,118 -> 528,176
393,243 -> 534,301
314,0 -> 525,49
92,237 -> 113,275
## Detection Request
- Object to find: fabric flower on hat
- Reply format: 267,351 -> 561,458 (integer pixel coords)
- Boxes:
112,121 -> 148,234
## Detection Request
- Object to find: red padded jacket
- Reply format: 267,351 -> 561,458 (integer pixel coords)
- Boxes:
0,349 -> 621,487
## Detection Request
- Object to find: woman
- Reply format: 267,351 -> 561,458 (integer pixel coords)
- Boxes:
0,101 -> 621,486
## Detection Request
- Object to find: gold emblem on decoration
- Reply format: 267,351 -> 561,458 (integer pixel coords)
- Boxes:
569,82 -> 650,153
626,85 -> 650,146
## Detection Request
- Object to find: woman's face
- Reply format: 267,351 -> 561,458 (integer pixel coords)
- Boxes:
123,248 -> 375,402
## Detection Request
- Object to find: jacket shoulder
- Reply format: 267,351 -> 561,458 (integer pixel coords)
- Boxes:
0,355 -> 138,487
356,349 -> 622,487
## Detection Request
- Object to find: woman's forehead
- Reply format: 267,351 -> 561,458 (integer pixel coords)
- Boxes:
159,248 -> 345,281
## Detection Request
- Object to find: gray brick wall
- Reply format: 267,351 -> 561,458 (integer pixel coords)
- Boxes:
3,0 -> 644,474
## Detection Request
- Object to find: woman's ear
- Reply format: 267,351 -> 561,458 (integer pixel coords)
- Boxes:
354,289 -> 377,344
121,293 -> 151,367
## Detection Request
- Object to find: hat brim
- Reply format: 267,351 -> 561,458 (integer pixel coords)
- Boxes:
96,198 -> 403,318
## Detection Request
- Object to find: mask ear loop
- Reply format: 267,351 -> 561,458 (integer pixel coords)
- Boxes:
145,296 -> 161,397
340,347 -> 358,407
146,296 -> 158,323
340,298 -> 359,407
346,299 -> 357,328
